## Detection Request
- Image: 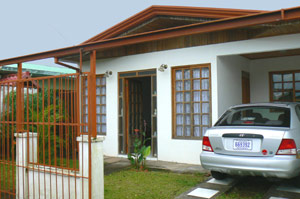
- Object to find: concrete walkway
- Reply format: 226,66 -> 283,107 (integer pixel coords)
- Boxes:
104,156 -> 207,175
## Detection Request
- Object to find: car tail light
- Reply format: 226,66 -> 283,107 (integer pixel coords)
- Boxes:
202,136 -> 214,152
276,139 -> 297,155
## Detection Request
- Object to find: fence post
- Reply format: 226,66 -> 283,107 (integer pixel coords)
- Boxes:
77,135 -> 105,199
15,132 -> 38,199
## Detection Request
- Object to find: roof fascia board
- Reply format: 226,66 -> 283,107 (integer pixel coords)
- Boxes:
0,6 -> 299,67
81,5 -> 263,44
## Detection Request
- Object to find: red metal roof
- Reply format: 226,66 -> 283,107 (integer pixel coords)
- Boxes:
0,71 -> 38,87
0,6 -> 300,67
82,5 -> 264,44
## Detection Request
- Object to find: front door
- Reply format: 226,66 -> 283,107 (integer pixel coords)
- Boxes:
118,70 -> 157,157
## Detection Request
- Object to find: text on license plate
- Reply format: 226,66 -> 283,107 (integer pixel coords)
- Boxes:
233,139 -> 252,150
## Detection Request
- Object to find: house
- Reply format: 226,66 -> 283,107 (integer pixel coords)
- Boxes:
1,5 -> 300,165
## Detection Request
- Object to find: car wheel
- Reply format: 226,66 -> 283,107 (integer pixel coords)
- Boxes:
211,171 -> 227,180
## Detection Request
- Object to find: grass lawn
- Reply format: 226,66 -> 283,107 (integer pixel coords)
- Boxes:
104,169 -> 206,199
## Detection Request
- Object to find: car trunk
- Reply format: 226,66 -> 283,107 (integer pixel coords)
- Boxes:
207,126 -> 288,157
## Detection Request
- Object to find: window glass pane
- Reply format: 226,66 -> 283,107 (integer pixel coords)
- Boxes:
202,91 -> 209,101
97,124 -> 101,133
176,115 -> 184,125
101,77 -> 106,85
193,91 -> 201,102
296,92 -> 300,101
296,73 -> 300,81
296,82 -> 300,90
283,73 -> 293,82
273,83 -> 282,90
101,96 -> 106,104
273,74 -> 282,82
185,92 -> 191,102
85,96 -> 88,104
175,81 -> 183,91
185,126 -> 191,136
96,106 -> 100,113
184,69 -> 190,79
176,103 -> 183,113
185,115 -> 191,125
176,93 -> 183,102
194,103 -> 201,113
85,106 -> 88,114
102,115 -> 106,123
193,80 -> 200,90
202,115 -> 209,125
194,115 -> 200,125
101,87 -> 106,95
202,79 -> 209,90
202,103 -> 210,113
201,68 -> 209,78
96,87 -> 101,94
85,88 -> 88,95
84,78 -> 88,86
102,124 -> 106,133
202,127 -> 208,137
96,77 -> 101,85
283,83 -> 293,90
101,105 -> 106,114
96,115 -> 101,123
175,70 -> 182,80
194,127 -> 200,137
176,126 -> 183,136
273,92 -> 282,101
185,104 -> 191,113
184,80 -> 191,90
193,69 -> 200,78
282,91 -> 293,101
96,96 -> 101,104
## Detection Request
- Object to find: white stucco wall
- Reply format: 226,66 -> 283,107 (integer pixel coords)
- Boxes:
217,55 -> 250,115
250,55 -> 300,103
82,33 -> 300,164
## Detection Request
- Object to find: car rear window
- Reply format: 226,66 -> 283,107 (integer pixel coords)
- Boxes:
215,106 -> 290,127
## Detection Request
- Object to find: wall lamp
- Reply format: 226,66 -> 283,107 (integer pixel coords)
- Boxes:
104,70 -> 112,77
158,64 -> 168,72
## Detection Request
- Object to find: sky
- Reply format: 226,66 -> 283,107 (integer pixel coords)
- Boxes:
0,0 -> 300,64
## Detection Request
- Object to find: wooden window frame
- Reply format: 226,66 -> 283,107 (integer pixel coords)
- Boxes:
172,64 -> 212,140
82,74 -> 107,135
269,70 -> 300,102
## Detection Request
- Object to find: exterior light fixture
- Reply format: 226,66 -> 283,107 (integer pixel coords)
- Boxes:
104,70 -> 112,77
158,64 -> 168,72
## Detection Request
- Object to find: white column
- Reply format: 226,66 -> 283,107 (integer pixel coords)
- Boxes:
15,132 -> 37,199
77,135 -> 105,199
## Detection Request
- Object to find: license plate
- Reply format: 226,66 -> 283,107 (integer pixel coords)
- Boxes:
233,139 -> 252,150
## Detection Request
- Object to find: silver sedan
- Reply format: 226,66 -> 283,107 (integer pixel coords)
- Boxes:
200,102 -> 300,180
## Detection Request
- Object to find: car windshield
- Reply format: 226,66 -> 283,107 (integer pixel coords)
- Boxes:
215,106 -> 290,127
